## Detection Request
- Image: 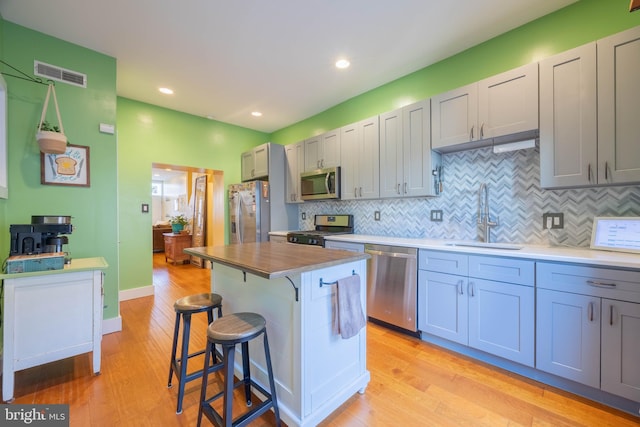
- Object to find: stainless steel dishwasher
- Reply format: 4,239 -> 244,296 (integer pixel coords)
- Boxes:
365,244 -> 418,333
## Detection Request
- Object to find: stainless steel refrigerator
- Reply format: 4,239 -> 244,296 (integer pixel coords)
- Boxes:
229,180 -> 270,244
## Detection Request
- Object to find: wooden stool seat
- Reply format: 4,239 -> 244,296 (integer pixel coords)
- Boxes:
174,293 -> 223,313
168,293 -> 223,414
206,312 -> 265,343
197,312 -> 281,427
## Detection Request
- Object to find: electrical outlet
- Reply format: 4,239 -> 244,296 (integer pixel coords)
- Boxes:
543,213 -> 564,229
301,212 -> 306,220
430,210 -> 443,222
374,211 -> 381,221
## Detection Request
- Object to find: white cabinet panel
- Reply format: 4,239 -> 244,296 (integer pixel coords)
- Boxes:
536,288 -> 601,388
285,141 -> 304,203
597,26 -> 640,185
431,84 -> 477,150
468,278 -> 534,366
418,270 -> 468,345
432,63 -> 538,153
241,142 -> 270,181
539,43 -> 598,188
478,63 -> 538,140
418,250 -> 534,366
601,299 -> 640,402
340,116 -> 379,200
304,129 -> 340,172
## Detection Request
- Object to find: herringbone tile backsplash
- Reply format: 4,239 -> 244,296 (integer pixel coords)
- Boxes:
298,146 -> 640,247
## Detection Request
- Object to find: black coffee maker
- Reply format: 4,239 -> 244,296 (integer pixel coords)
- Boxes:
10,215 -> 73,261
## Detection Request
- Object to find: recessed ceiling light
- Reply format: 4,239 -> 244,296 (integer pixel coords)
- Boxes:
159,87 -> 174,95
251,111 -> 263,117
335,59 -> 350,69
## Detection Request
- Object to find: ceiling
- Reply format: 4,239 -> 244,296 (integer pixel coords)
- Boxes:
0,1 -> 576,133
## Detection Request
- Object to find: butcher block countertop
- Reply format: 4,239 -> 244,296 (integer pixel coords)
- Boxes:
184,242 -> 369,279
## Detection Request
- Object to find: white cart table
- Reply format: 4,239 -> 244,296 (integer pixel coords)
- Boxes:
0,257 -> 108,402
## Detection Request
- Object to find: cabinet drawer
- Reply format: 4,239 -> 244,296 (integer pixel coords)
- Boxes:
469,256 -> 534,286
419,250 -> 468,275
537,262 -> 640,303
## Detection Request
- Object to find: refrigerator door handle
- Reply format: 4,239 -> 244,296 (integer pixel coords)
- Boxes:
237,192 -> 244,243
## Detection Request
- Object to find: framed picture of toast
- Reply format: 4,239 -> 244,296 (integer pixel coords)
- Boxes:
41,144 -> 90,187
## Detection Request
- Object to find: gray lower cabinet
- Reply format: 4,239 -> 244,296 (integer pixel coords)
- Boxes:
536,262 -> 640,402
418,250 -> 535,367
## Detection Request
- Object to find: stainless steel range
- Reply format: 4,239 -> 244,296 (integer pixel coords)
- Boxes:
286,214 -> 354,246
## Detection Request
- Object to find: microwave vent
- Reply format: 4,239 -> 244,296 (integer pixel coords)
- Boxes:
34,61 -> 87,88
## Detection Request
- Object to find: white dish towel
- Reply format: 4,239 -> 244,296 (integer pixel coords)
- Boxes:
332,274 -> 366,339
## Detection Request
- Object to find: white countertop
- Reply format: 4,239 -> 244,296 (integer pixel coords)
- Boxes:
322,234 -> 640,270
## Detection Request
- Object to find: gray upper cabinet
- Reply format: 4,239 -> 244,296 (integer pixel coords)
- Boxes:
380,99 -> 439,198
284,141 -> 304,203
241,142 -> 270,181
341,116 -> 379,200
431,83 -> 477,151
597,26 -> 640,185
541,26 -> 640,189
303,128 -> 340,171
432,63 -> 538,153
478,63 -> 538,140
539,44 -> 597,188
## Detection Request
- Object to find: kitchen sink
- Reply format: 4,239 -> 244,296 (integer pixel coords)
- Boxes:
444,241 -> 524,250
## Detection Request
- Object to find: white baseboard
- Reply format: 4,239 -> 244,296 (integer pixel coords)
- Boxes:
119,285 -> 154,301
102,316 -> 122,334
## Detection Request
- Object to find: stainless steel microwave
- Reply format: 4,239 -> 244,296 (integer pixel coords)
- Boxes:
300,167 -> 340,201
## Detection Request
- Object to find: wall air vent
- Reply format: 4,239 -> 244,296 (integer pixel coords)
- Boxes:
34,61 -> 87,88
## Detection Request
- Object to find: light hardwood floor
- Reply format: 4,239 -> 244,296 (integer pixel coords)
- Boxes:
6,252 -> 639,426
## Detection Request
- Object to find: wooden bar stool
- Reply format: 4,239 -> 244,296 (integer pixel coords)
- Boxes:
168,293 -> 223,414
197,312 -> 281,427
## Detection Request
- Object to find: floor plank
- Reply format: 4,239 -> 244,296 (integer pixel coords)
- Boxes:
4,252 -> 638,426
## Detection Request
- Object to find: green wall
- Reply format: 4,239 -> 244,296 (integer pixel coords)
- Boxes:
116,98 -> 268,291
270,0 -> 640,145
0,22 -> 119,319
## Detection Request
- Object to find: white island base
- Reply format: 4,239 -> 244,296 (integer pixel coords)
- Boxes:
210,259 -> 369,427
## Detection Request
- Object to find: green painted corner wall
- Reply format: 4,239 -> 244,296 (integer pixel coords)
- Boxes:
1,22 -> 119,319
269,0 -> 640,145
116,98 -> 269,291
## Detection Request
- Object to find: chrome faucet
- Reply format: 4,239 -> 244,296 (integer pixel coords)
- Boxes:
477,183 -> 497,242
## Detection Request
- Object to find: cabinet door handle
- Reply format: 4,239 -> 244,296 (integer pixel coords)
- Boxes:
458,280 -> 464,295
404,182 -> 408,194
609,304 -> 614,326
468,282 -> 475,297
470,125 -> 475,140
359,187 -> 363,197
605,161 -> 609,181
480,123 -> 484,139
354,187 -> 358,198
397,183 -> 401,195
588,302 -> 594,322
586,280 -> 617,288
588,164 -> 592,182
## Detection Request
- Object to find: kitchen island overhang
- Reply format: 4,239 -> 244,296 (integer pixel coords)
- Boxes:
185,243 -> 370,427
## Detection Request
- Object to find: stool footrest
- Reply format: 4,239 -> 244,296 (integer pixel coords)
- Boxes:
201,379 -> 275,427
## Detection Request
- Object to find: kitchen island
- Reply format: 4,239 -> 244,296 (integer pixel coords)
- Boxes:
185,242 -> 370,427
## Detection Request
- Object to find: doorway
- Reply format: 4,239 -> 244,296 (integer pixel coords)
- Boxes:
151,163 -> 225,266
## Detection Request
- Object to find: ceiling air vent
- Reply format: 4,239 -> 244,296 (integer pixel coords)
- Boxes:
34,61 -> 87,88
